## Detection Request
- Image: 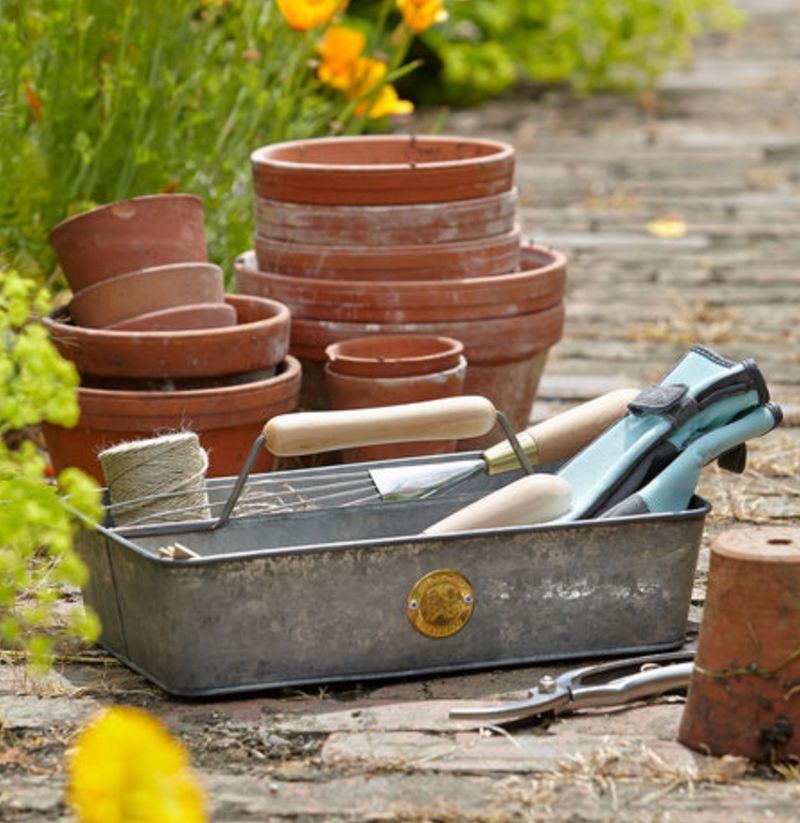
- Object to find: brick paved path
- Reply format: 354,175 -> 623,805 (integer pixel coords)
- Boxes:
3,2 -> 800,820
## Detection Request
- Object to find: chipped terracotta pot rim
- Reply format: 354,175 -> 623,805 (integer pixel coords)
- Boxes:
47,193 -> 204,240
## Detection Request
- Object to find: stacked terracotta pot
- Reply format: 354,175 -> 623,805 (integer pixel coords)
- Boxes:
41,194 -> 300,483
235,135 -> 567,449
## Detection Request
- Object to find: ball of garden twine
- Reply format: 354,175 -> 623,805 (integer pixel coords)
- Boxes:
99,431 -> 211,527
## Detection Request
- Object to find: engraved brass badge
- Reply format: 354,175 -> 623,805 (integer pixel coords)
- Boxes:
406,569 -> 475,639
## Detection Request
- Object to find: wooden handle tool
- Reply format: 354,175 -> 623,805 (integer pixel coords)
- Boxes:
423,474 -> 572,535
264,396 -> 497,457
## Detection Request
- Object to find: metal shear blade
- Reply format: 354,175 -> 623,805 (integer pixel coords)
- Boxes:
450,646 -> 696,724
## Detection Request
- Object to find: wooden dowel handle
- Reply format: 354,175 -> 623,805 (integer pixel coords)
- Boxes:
264,396 -> 497,457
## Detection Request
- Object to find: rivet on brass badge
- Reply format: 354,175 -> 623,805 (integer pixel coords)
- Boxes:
407,569 -> 475,639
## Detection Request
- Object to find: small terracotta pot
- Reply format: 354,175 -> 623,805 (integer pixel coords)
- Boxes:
235,244 -> 566,323
254,190 -> 517,246
678,526 -> 800,763
251,135 -> 515,206
253,226 -> 521,281
42,294 -> 291,380
68,262 -> 225,328
107,302 -> 238,332
48,194 -> 207,293
325,334 -> 464,378
41,356 -> 302,483
325,339 -> 468,463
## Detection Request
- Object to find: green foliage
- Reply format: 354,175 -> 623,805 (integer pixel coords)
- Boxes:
0,268 -> 103,668
0,0 -> 344,284
415,0 -> 746,106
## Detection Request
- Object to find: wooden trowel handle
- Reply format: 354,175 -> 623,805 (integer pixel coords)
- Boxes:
483,387 -> 639,473
264,396 -> 497,457
423,474 -> 572,534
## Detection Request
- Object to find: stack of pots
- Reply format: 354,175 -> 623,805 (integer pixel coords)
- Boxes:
41,194 -> 300,483
235,134 -> 567,450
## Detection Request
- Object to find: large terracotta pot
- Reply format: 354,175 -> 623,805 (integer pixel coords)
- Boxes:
325,335 -> 467,463
68,262 -> 225,328
251,135 -> 515,206
41,356 -> 302,484
254,190 -> 517,246
253,226 -> 521,281
235,245 -> 566,324
48,194 -> 207,293
41,294 -> 290,380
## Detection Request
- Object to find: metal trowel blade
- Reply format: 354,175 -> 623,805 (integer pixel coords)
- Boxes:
368,458 -> 484,501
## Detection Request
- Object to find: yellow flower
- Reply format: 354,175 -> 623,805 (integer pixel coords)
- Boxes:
646,215 -> 688,239
361,83 -> 415,118
276,0 -> 348,32
65,706 -> 208,823
396,0 -> 448,33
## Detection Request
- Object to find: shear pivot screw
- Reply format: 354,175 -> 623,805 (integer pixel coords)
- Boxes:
537,675 -> 557,694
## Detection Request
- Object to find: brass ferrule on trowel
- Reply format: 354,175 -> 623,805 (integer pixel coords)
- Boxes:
482,430 -> 540,475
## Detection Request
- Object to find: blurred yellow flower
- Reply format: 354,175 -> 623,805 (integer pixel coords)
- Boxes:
646,215 -> 688,238
276,0 -> 348,32
65,706 -> 208,823
396,0 -> 448,33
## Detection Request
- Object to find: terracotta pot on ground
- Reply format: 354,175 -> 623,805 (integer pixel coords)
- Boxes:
678,526 -> 800,763
68,262 -> 225,328
254,189 -> 517,246
251,135 -> 515,206
324,335 -> 467,463
49,194 -> 207,293
42,294 -> 291,381
41,356 -> 302,484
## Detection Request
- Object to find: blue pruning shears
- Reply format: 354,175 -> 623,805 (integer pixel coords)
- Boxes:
450,645 -> 696,724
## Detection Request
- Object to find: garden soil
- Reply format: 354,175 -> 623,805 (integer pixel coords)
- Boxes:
3,0 -> 800,819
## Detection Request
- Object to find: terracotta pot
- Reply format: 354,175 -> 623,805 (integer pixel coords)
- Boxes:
41,294 -> 291,380
678,526 -> 800,763
253,226 -> 521,281
251,135 -> 515,206
325,339 -> 468,463
234,245 -> 566,323
48,194 -> 207,293
41,356 -> 302,483
291,302 -> 565,448
325,334 -> 464,378
68,262 -> 225,328
254,190 -> 517,246
107,302 -> 238,332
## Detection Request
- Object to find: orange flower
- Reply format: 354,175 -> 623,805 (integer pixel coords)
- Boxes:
396,0 -> 448,33
24,79 -> 42,122
276,0 -> 348,32
316,23 -> 413,118
316,24 -> 366,87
